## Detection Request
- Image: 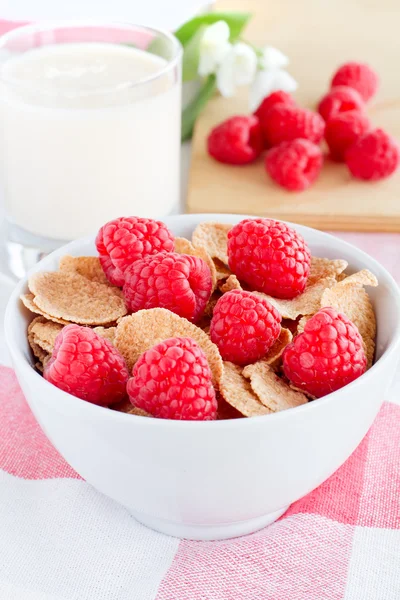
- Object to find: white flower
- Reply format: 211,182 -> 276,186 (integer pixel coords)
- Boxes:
198,21 -> 231,77
260,46 -> 289,70
249,68 -> 298,111
216,42 -> 258,98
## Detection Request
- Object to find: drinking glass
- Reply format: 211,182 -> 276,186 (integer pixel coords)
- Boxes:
0,22 -> 182,277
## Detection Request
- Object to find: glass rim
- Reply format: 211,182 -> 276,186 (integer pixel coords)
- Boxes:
0,20 -> 183,96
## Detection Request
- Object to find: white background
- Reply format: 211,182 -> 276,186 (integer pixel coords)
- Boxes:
0,0 -> 210,31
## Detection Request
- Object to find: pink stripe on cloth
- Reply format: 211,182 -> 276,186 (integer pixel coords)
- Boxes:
284,421 -> 370,525
357,402 -> 400,528
0,366 -> 79,480
156,514 -> 354,600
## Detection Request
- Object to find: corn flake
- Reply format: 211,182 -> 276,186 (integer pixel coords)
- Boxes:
192,222 -> 231,265
114,308 -> 223,385
243,362 -> 308,412
320,270 -> 377,367
219,362 -> 271,417
28,271 -> 127,326
59,255 -> 110,286
308,257 -> 348,286
255,277 -> 337,320
174,237 -> 217,290
21,293 -> 69,325
219,274 -> 242,294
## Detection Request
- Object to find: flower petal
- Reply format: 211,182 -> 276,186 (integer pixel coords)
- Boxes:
231,42 -> 258,86
261,46 -> 289,70
216,50 -> 236,97
249,68 -> 298,111
198,21 -> 232,77
202,20 -> 230,46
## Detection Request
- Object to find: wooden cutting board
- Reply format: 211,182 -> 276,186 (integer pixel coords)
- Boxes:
187,0 -> 400,231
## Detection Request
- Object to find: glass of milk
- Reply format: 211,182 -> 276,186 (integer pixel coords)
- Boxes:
0,22 -> 182,278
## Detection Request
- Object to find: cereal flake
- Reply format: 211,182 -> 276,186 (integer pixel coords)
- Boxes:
308,257 -> 348,286
28,271 -> 127,325
219,362 -> 271,417
243,362 -> 308,412
59,255 -> 111,286
114,308 -> 223,385
192,222 -> 231,265
174,237 -> 217,290
320,270 -> 377,367
254,277 -> 337,320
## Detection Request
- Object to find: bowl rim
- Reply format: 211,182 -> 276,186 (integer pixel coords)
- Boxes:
5,213 -> 400,430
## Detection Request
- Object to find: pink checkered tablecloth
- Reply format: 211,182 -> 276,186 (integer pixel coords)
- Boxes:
1,365 -> 400,599
1,17 -> 400,600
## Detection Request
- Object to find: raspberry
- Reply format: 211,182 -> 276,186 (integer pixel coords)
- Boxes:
123,252 -> 212,322
345,128 -> 400,181
96,217 -> 175,287
127,337 -> 217,420
318,86 -> 364,121
282,307 -> 367,398
227,218 -> 311,299
44,324 -> 129,406
261,105 -> 325,147
254,91 -> 296,126
324,110 -> 370,161
207,115 -> 264,165
265,139 -> 323,191
210,290 -> 281,365
331,62 -> 379,102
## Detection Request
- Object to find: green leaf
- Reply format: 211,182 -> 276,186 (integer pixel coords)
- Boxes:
175,12 -> 251,46
181,75 -> 216,142
182,25 -> 205,83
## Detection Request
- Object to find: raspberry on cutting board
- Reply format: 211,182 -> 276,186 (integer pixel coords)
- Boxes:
324,110 -> 371,161
331,62 -> 379,102
210,289 -> 282,365
260,104 -> 325,147
345,128 -> 400,180
96,216 -> 175,287
318,85 -> 364,122
44,324 -> 129,406
283,307 -> 367,398
254,91 -> 296,128
207,115 -> 264,165
227,218 -> 311,299
265,139 -> 323,191
123,251 -> 212,322
127,337 -> 217,420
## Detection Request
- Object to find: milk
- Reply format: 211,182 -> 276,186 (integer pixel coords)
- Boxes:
0,43 -> 181,240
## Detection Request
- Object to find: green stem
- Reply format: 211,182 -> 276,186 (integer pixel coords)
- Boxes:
181,75 -> 216,142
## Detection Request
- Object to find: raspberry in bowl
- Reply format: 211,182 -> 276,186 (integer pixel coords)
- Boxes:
5,214 -> 400,540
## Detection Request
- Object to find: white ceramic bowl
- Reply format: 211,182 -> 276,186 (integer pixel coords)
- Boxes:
5,214 -> 400,540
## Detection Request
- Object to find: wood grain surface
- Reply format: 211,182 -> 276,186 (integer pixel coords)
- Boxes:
187,0 -> 400,231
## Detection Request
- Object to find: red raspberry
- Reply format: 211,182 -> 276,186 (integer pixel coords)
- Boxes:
210,290 -> 281,365
324,110 -> 370,161
127,337 -> 217,420
207,115 -> 264,165
227,218 -> 311,299
265,139 -> 323,191
96,217 -> 175,287
318,86 -> 364,122
282,307 -> 367,398
123,252 -> 212,322
261,105 -> 325,147
345,128 -> 400,181
254,91 -> 296,125
331,62 -> 379,102
44,324 -> 129,406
